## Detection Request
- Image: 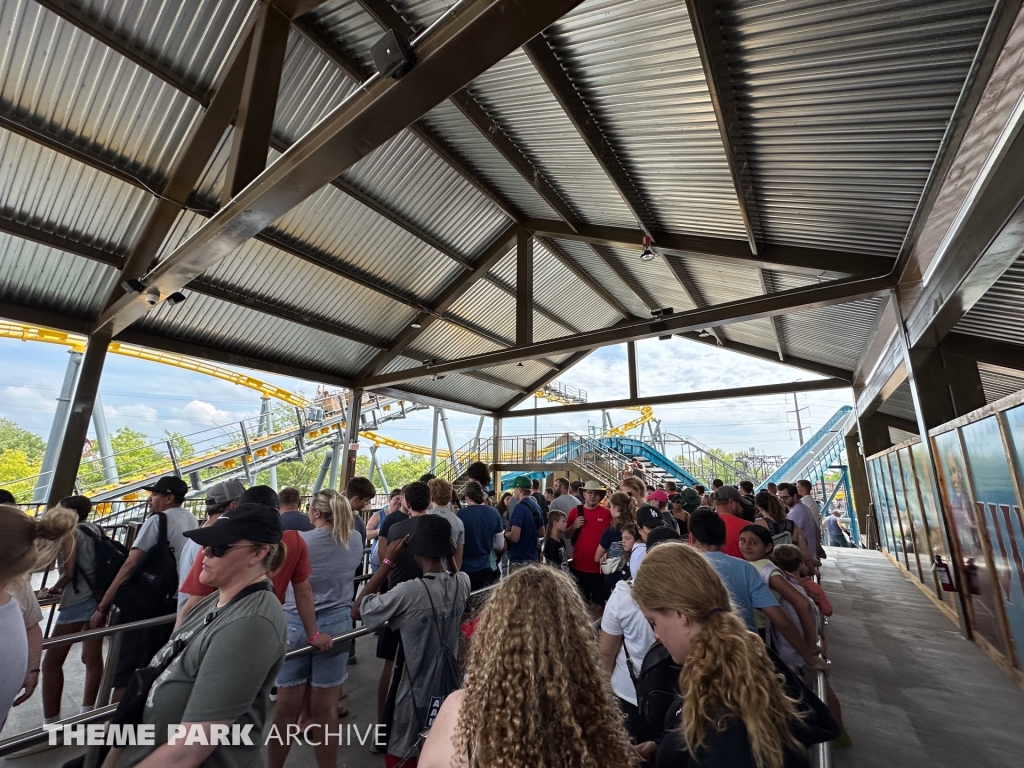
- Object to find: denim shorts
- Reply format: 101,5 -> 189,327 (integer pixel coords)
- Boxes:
276,606 -> 352,689
56,597 -> 97,625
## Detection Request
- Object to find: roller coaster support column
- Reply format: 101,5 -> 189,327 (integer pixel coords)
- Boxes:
339,388 -> 362,492
328,442 -> 341,490
440,409 -> 458,476
312,450 -> 332,495
91,394 -> 119,486
492,417 -> 502,495
47,330 -> 112,505
34,349 -> 83,503
430,408 -> 441,473
258,397 -> 277,490
368,445 -> 389,495
474,416 -> 485,452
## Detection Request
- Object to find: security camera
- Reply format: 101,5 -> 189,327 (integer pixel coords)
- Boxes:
144,288 -> 160,306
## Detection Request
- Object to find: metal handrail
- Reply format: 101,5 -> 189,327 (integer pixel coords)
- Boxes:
813,666 -> 834,768
0,579 -> 500,756
41,613 -> 177,649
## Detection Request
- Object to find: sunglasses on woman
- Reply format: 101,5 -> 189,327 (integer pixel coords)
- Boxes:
204,542 -> 257,558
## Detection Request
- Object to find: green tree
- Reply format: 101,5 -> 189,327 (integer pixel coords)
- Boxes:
0,417 -> 47,462
379,453 -> 431,489
109,427 -> 170,482
0,449 -> 39,501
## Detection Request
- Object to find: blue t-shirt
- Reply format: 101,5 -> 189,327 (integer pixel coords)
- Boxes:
703,551 -> 779,631
826,515 -> 843,537
458,504 -> 504,573
280,510 -> 313,532
508,497 -> 542,562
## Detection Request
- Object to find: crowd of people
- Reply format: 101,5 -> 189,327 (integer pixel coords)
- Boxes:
0,464 -> 854,767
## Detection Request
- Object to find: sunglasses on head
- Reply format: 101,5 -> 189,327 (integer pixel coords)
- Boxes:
204,542 -> 256,558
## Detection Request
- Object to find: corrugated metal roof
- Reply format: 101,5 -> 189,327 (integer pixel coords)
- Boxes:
466,48 -> 637,228
548,238 -> 648,317
419,100 -> 560,220
137,291 -> 377,377
490,243 -> 623,331
548,0 -> 748,238
1,0 -> 202,187
407,319 -> 503,364
0,129 -> 149,254
980,367 -> 1024,403
956,253 -> 1024,345
342,130 -> 510,260
718,0 -> 994,256
0,234 -> 116,316
400,371 -> 519,411
778,296 -> 885,371
68,0 -> 254,96
722,317 -> 778,351
602,244 -> 696,312
878,378 -> 917,421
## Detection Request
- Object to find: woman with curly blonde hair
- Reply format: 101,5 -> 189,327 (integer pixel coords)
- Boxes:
419,565 -> 636,768
631,542 -> 836,768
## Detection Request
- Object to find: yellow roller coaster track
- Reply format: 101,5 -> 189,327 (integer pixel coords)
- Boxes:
1,322 -> 655,460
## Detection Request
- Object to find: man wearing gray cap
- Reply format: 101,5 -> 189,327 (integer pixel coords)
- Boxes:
175,480 -> 245,610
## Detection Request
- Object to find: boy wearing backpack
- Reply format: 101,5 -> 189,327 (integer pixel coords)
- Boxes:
354,514 -> 469,768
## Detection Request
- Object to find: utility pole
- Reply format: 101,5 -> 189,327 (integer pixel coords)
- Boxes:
788,393 -> 809,445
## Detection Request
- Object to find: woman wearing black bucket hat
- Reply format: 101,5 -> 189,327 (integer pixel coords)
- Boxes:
105,503 -> 287,768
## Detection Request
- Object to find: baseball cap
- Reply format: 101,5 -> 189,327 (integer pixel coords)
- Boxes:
713,485 -> 754,508
680,488 -> 701,512
205,480 -> 246,510
407,514 -> 454,558
636,504 -> 666,530
512,476 -> 532,490
142,475 -> 188,498
647,490 -> 669,504
184,503 -> 283,547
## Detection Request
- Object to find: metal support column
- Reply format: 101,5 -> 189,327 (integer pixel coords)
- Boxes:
474,415 -> 485,452
627,341 -> 638,401
90,393 -> 119,486
328,441 -> 341,490
844,432 -> 871,542
840,466 -> 859,546
429,407 -> 441,472
440,408 -> 458,476
492,416 -> 502,494
312,449 -> 332,495
258,396 -> 277,490
339,389 -> 362,492
368,445 -> 389,495
33,351 -> 83,503
46,332 -> 112,505
516,229 -> 533,346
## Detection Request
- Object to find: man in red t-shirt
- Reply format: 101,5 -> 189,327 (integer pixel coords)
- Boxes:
177,528 -> 330,651
712,485 -> 755,559
566,480 -> 613,616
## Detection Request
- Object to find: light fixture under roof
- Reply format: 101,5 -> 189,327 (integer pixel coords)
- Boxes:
639,235 -> 655,261
410,321 -> 422,329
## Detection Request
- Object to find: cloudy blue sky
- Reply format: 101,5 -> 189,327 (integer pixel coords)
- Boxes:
0,334 -> 852,464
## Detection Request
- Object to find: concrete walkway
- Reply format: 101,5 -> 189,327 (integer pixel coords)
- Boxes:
824,548 -> 1024,768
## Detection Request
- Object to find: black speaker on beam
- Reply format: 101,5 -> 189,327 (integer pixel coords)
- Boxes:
371,29 -> 416,79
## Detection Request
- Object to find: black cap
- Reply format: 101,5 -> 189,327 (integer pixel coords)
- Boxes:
637,504 -> 666,530
646,526 -> 682,551
184,503 -> 283,547
407,514 -> 453,558
142,475 -> 188,498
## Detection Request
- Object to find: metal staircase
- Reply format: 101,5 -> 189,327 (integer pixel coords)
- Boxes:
759,406 -> 855,491
598,437 -> 701,487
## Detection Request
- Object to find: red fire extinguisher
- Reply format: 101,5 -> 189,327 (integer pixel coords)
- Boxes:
932,556 -> 956,592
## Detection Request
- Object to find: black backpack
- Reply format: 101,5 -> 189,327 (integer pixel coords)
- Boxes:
625,639 -> 681,739
75,523 -> 128,603
114,513 -> 179,619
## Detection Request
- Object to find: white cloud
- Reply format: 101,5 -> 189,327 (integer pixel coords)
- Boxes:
103,403 -> 159,420
1,385 -> 57,413
180,400 -> 236,425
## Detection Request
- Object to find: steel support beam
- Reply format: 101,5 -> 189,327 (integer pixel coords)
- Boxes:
0,217 -> 120,269
223,3 -> 291,203
525,219 -> 892,278
499,349 -> 594,412
858,413 -> 894,458
96,0 -> 589,337
502,378 -> 848,417
358,274 -> 892,388
756,269 -> 784,360
671,331 -> 852,382
534,237 -> 634,319
942,332 -> 1024,375
627,341 -> 638,401
871,412 -> 921,436
685,0 -> 762,254
104,28 -> 254,309
356,224 -> 519,377
46,330 -> 112,505
339,389 -> 363,492
904,344 -> 987,430
33,350 -> 83,503
516,230 -> 534,346
844,432 -> 872,539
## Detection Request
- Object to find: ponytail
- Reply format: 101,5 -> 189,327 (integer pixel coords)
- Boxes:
1,504 -> 78,584
632,542 -> 802,768
309,489 -> 354,545
608,491 -> 637,528
263,541 -> 288,575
